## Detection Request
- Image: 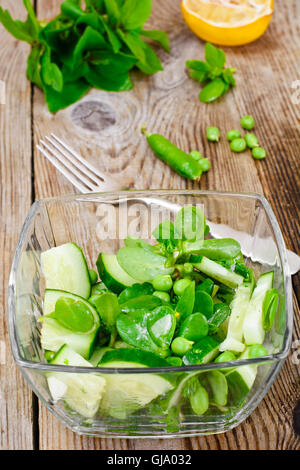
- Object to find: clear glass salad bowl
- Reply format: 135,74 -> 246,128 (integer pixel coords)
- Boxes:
8,190 -> 293,438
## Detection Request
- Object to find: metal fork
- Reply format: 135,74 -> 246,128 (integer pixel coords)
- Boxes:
37,134 -> 125,192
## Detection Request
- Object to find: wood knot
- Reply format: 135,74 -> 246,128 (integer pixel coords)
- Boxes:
71,100 -> 116,132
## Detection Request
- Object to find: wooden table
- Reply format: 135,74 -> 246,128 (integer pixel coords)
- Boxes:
0,0 -> 299,450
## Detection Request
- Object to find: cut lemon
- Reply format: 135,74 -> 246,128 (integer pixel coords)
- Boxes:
181,0 -> 273,46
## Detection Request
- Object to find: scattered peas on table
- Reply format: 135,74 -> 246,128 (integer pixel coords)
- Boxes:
206,126 -> 220,142
226,129 -> 241,141
252,147 -> 266,159
240,115 -> 255,130
230,138 -> 247,153
245,133 -> 259,149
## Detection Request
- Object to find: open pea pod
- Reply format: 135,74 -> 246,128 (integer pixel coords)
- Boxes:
207,302 -> 231,334
147,306 -> 176,350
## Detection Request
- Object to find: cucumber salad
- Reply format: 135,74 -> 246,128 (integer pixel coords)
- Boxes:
39,206 -> 279,427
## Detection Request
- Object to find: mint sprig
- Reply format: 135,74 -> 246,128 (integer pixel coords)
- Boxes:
0,0 -> 170,112
186,43 -> 236,103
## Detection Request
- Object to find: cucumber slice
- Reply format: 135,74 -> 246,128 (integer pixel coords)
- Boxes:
192,256 -> 244,288
41,290 -> 100,359
98,349 -> 173,418
225,348 -> 257,406
219,282 -> 253,353
97,253 -> 138,294
48,345 -> 106,418
99,348 -> 171,368
182,337 -> 221,365
243,272 -> 274,345
41,243 -> 91,298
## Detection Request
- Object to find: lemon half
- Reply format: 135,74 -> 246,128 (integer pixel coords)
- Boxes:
181,0 -> 273,46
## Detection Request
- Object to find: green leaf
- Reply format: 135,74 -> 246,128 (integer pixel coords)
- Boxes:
117,247 -> 174,281
205,42 -> 226,69
48,297 -> 97,333
89,292 -> 121,327
141,29 -> 170,53
121,0 -> 152,31
61,0 -> 84,20
118,282 -> 154,304
176,281 -> 195,322
174,205 -> 206,242
26,44 -> 43,88
189,70 -> 209,83
103,0 -> 122,25
40,48 -> 64,92
152,220 -> 177,253
120,295 -> 161,314
118,29 -> 163,75
0,0 -> 40,44
72,26 -> 108,67
98,15 -> 122,53
199,78 -> 225,103
147,306 -> 176,349
263,288 -> 279,331
43,78 -> 90,112
222,67 -> 236,86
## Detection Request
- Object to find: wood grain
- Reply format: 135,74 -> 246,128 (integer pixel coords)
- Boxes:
0,0 -> 298,450
0,1 -> 35,450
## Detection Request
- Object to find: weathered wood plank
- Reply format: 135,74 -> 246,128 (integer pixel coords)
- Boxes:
0,1 -> 35,450
33,0 -> 300,450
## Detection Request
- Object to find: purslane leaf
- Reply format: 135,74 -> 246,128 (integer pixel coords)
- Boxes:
121,0 -> 152,31
141,29 -> 170,53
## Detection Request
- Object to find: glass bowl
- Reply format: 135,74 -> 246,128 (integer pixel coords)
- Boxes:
8,190 -> 293,438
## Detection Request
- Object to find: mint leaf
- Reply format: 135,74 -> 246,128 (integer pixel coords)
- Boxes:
205,42 -> 226,69
118,29 -> 163,74
199,78 -> 225,103
43,79 -> 90,113
141,29 -> 170,53
0,0 -> 40,44
121,0 -> 152,31
26,43 -> 43,88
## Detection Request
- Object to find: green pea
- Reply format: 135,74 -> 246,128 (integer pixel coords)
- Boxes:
173,278 -> 192,297
88,269 -> 98,285
153,291 -> 171,303
248,344 -> 268,359
166,356 -> 183,367
226,129 -> 241,141
152,274 -> 173,292
189,384 -> 209,415
190,150 -> 203,161
199,158 -> 211,172
252,147 -> 266,160
171,337 -> 194,356
183,262 -> 194,275
240,115 -> 255,130
214,351 -> 236,363
206,126 -> 220,142
245,133 -> 259,149
230,138 -> 247,153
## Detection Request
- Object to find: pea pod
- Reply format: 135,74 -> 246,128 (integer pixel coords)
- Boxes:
176,281 -> 195,321
142,127 -> 203,180
207,303 -> 231,334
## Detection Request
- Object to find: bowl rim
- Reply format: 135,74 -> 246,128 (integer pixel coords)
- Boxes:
7,189 -> 293,374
